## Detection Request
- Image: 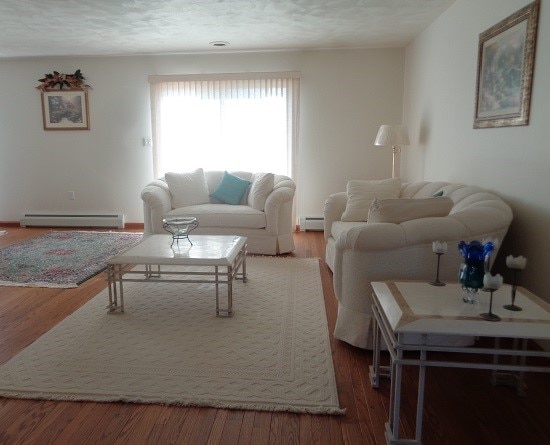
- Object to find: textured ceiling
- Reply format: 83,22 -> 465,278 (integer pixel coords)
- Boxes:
0,0 -> 455,58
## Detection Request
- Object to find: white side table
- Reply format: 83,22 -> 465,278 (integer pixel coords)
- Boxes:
369,281 -> 550,444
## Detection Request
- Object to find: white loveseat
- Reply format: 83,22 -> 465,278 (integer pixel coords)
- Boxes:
141,169 -> 296,255
324,180 -> 513,349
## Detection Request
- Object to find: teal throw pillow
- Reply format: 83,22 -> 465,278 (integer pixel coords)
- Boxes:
210,171 -> 252,205
432,190 -> 444,197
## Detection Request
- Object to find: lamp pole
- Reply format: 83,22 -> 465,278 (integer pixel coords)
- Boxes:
374,124 -> 409,179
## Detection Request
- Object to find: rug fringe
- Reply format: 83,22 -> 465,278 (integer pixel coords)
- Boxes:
0,280 -> 77,288
0,391 -> 345,415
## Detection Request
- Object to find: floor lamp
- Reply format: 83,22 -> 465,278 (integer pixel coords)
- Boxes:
374,124 -> 410,178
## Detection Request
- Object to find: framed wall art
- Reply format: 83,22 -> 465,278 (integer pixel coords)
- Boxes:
473,0 -> 539,129
41,89 -> 90,130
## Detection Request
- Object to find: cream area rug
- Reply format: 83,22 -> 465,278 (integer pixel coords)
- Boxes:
0,257 -> 343,415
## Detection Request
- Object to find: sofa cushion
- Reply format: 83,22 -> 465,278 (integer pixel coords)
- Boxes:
330,220 -> 367,241
367,197 -> 454,224
341,178 -> 401,222
166,204 -> 266,229
165,168 -> 210,208
248,173 -> 274,211
209,171 -> 252,205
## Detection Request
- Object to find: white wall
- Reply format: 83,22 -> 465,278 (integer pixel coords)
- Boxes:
403,0 -> 550,305
0,48 -> 405,223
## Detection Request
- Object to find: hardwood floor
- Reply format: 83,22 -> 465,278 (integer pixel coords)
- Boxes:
0,227 -> 548,444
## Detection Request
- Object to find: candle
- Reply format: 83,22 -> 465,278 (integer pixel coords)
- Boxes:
506,255 -> 527,270
432,241 -> 448,254
483,272 -> 503,290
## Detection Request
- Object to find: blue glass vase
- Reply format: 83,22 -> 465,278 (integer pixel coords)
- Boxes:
458,240 -> 494,303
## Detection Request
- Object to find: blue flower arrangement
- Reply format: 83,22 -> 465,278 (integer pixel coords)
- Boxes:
458,240 -> 495,302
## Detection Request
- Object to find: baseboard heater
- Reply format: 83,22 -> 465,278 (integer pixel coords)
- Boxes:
299,216 -> 324,232
20,213 -> 125,229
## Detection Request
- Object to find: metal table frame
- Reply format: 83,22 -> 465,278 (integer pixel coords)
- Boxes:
106,235 -> 247,317
369,282 -> 550,445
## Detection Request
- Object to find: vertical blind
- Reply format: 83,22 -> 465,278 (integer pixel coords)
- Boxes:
148,72 -> 300,179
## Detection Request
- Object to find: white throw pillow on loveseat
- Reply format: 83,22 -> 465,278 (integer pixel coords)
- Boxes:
341,178 -> 401,222
165,168 -> 210,208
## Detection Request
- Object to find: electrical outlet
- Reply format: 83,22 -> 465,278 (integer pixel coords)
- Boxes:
68,191 -> 75,200
143,137 -> 152,147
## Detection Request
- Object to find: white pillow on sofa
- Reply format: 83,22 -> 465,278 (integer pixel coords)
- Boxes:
165,168 -> 210,208
341,178 -> 401,222
248,173 -> 274,211
367,197 -> 454,224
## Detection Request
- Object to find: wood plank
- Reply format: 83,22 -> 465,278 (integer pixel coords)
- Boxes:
23,401 -> 92,444
146,406 -> 192,444
249,411 -> 272,445
217,409 -> 245,444
0,399 -> 46,443
0,400 -> 58,443
80,403 -> 138,444
236,410 -> 255,445
270,412 -> 300,445
182,407 -> 217,444
43,402 -> 98,444
205,408 -> 229,445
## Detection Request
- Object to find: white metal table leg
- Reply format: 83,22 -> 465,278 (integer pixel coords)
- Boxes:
415,350 -> 427,442
215,265 -> 220,316
227,265 -> 234,316
107,264 -> 124,313
492,337 -> 528,395
370,311 -> 381,388
118,265 -> 125,312
387,338 -> 403,443
241,246 -> 248,282
107,264 -> 115,310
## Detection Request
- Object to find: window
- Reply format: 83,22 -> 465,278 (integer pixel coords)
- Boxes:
149,72 -> 300,179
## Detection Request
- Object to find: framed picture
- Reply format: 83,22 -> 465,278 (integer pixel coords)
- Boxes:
473,0 -> 539,129
41,89 -> 90,130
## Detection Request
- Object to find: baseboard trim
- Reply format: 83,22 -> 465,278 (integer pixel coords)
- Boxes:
0,221 -> 144,230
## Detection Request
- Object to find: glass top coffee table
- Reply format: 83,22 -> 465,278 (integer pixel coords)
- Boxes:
105,234 -> 247,317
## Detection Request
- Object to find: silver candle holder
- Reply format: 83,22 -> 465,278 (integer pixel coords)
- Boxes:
430,241 -> 447,287
480,273 -> 503,322
504,255 -> 526,311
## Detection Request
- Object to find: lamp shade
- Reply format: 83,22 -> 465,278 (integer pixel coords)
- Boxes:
374,125 -> 410,146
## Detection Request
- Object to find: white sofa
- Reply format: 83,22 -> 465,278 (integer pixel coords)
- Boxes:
324,180 -> 513,349
141,169 -> 296,255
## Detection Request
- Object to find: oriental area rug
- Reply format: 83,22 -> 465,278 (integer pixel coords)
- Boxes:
0,257 -> 343,415
0,231 -> 143,288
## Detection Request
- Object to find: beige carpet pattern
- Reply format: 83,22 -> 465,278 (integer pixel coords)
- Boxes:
0,257 -> 343,415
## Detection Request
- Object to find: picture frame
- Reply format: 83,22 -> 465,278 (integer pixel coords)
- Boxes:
473,0 -> 539,129
41,89 -> 90,130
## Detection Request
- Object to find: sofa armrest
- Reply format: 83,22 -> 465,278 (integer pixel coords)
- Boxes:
336,223 -> 407,251
323,192 -> 347,241
337,217 -> 471,252
141,179 -> 172,234
264,186 -> 295,234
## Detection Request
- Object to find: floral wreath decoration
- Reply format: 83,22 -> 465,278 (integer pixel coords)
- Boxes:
36,69 -> 91,91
